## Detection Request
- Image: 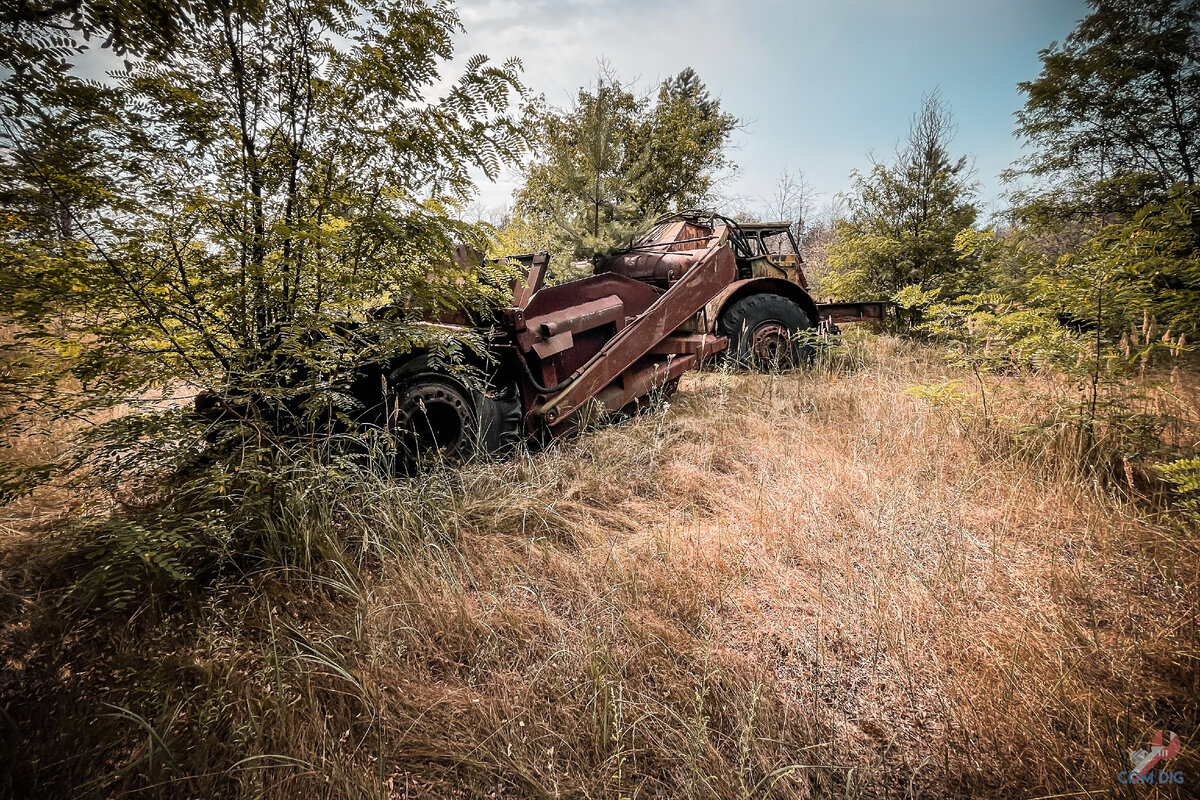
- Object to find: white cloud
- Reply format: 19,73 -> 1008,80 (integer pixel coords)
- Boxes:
451,0 -> 1089,218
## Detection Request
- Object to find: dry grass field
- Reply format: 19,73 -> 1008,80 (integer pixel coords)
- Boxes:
1,333 -> 1197,798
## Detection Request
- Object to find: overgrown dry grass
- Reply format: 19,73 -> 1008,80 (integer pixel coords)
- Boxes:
1,334 -> 1197,798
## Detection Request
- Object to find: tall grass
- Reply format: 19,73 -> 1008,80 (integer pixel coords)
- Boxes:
1,333 -> 1196,798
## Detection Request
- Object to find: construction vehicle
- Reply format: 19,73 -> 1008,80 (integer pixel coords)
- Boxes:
346,210 -> 888,464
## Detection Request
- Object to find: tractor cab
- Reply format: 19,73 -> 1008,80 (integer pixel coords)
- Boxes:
728,222 -> 807,289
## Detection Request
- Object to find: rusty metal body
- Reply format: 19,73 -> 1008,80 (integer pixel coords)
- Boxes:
197,211 -> 887,463
333,211 -> 891,461
814,300 -> 889,325
493,218 -> 734,437
489,211 -> 887,440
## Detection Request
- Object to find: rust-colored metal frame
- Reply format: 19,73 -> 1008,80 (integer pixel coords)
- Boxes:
498,217 -> 888,439
506,228 -> 736,432
816,301 -> 890,324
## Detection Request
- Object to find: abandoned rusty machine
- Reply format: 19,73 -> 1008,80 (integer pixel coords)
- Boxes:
346,210 -> 886,463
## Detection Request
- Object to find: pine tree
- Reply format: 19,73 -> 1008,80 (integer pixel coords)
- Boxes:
514,78 -> 651,263
825,92 -> 981,307
552,81 -> 654,259
635,67 -> 739,215
512,67 -> 737,264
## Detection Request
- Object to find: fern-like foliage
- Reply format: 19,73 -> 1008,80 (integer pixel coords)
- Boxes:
1157,457 -> 1200,524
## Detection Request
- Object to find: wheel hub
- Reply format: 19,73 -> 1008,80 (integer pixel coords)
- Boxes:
750,322 -> 794,366
394,382 -> 472,455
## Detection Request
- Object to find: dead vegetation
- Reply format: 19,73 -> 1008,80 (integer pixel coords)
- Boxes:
1,333 -> 1197,798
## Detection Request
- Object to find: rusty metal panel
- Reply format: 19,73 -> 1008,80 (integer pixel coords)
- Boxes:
531,330 -> 574,359
532,295 -> 624,338
510,251 -> 549,310
534,230 -> 736,428
648,333 -> 727,358
514,274 -> 662,391
592,352 -> 697,413
817,301 -> 890,324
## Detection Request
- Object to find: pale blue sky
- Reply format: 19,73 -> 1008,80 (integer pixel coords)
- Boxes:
454,0 -> 1090,219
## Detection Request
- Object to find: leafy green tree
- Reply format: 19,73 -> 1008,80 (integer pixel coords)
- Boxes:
1030,186 -> 1200,338
1,0 -> 243,67
1157,457 -> 1200,524
0,0 -> 527,498
1,0 -> 252,127
894,283 -> 1086,375
513,67 -> 737,263
824,92 -> 981,309
1009,0 -> 1200,220
541,78 -> 653,261
634,67 -> 739,216
896,190 -> 1198,482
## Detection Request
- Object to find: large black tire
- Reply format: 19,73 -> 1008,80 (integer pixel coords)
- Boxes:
717,293 -> 815,371
384,368 -> 522,470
